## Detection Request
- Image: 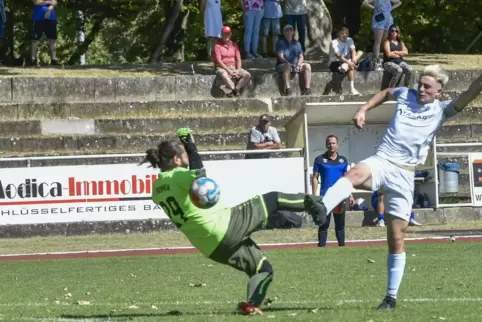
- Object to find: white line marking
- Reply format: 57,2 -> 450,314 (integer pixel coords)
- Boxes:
0,297 -> 481,308
1,234 -> 481,258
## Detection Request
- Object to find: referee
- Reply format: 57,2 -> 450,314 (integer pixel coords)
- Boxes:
312,135 -> 354,247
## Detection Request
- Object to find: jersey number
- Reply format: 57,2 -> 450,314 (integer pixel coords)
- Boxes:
159,197 -> 187,228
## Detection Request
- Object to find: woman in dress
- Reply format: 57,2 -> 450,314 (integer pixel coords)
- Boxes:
201,0 -> 223,59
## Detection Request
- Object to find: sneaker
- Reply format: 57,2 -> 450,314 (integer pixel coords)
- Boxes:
252,53 -> 263,59
302,88 -> 312,96
232,88 -> 240,97
238,301 -> 263,316
349,89 -> 361,96
29,59 -> 37,67
304,195 -> 327,226
376,219 -> 385,227
377,296 -> 396,310
50,59 -> 61,66
409,218 -> 422,226
284,88 -> 292,96
176,128 -> 195,144
245,53 -> 255,60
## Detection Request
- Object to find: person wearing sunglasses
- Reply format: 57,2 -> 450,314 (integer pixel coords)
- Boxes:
382,24 -> 413,88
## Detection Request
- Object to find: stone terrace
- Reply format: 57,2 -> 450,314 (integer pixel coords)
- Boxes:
0,55 -> 481,196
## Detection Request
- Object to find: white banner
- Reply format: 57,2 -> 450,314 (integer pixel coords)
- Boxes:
0,158 -> 305,225
469,153 -> 482,206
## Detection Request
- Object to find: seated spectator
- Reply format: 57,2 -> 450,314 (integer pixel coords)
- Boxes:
276,24 -> 312,96
328,26 -> 361,96
213,26 -> 251,97
382,24 -> 412,88
245,114 -> 281,159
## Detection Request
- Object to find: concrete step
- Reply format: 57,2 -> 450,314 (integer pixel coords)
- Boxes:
0,116 -> 292,136
0,71 -> 478,102
0,94 -> 380,120
0,132 -> 286,154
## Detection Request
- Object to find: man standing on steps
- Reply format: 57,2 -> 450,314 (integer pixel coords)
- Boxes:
312,135 -> 354,247
314,64 -> 482,310
31,0 -> 60,67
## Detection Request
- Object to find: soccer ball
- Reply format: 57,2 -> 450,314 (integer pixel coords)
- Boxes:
189,177 -> 221,209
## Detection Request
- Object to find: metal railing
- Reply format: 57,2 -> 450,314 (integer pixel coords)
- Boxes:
433,140 -> 481,208
0,148 -> 305,168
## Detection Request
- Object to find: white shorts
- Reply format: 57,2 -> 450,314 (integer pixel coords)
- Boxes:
360,156 -> 414,221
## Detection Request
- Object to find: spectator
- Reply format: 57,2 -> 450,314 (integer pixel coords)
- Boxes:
0,0 -> 5,65
31,0 -> 60,66
214,26 -> 251,97
201,0 -> 223,59
329,26 -> 361,96
276,24 -> 312,96
283,0 -> 308,52
331,0 -> 362,43
245,114 -> 281,159
312,135 -> 354,247
372,191 -> 421,227
362,0 -> 402,71
241,0 -> 264,59
382,24 -> 413,88
261,0 -> 283,57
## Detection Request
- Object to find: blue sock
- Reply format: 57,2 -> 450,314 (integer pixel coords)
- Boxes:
409,212 -> 415,220
378,214 -> 385,221
386,252 -> 406,299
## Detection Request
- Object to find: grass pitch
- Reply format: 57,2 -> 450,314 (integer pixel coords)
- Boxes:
0,242 -> 481,321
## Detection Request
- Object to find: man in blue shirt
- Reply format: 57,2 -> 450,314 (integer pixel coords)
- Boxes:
275,24 -> 312,96
312,135 -> 354,247
31,0 -> 59,66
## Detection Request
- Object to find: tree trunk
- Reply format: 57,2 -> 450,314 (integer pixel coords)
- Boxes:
166,9 -> 190,62
67,19 -> 103,65
148,0 -> 184,63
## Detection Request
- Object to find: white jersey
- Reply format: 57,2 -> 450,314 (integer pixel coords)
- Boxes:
375,87 -> 458,166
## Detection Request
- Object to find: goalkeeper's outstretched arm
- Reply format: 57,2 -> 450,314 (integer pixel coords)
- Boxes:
177,128 -> 204,171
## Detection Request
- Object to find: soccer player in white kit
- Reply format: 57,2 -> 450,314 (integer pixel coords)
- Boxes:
313,64 -> 482,310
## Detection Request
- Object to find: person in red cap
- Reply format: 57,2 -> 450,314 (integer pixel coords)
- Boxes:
201,0 -> 223,59
213,25 -> 251,97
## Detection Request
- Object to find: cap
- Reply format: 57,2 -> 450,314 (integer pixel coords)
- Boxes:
221,26 -> 232,34
259,114 -> 272,122
283,24 -> 294,31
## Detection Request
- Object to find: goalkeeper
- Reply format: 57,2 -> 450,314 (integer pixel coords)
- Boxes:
141,128 -> 327,316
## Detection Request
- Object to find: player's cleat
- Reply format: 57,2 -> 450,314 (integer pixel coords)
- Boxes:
237,301 -> 263,315
177,128 -> 195,144
376,296 -> 397,310
304,195 -> 327,226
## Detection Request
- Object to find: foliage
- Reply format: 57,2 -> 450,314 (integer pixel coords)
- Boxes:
2,0 -> 482,65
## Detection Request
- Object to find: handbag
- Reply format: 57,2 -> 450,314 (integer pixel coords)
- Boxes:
374,13 -> 385,22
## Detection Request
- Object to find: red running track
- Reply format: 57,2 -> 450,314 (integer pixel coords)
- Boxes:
0,235 -> 481,262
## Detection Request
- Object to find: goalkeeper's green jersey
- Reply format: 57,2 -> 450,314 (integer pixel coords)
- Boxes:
152,167 -> 231,257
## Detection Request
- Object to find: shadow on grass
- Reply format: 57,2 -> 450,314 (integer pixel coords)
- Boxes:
59,306 -> 333,320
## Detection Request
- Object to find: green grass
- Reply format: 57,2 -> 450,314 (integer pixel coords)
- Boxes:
0,242 -> 482,321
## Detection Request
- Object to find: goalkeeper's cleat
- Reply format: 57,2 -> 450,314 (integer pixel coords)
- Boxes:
176,128 -> 195,144
304,195 -> 327,226
237,301 -> 263,316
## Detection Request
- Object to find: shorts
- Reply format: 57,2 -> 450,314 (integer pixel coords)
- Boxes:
360,156 -> 414,221
33,19 -> 57,40
276,62 -> 309,73
262,18 -> 280,36
372,12 -> 393,31
209,195 -> 268,277
329,61 -> 352,73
